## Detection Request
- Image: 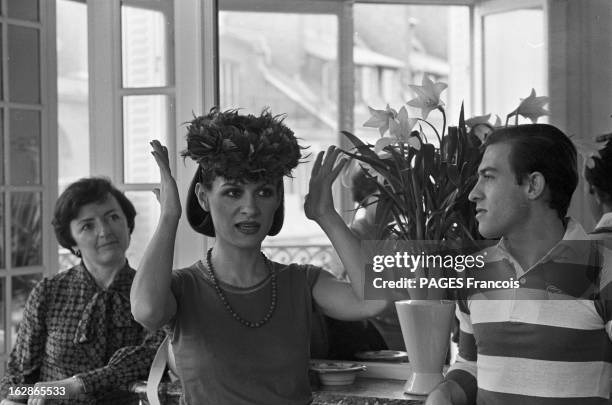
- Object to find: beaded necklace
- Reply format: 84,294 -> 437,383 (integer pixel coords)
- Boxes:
205,248 -> 277,328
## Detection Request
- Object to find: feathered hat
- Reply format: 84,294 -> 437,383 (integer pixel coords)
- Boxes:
181,108 -> 304,236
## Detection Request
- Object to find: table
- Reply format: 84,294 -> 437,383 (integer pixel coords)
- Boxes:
313,377 -> 426,404
130,377 -> 427,405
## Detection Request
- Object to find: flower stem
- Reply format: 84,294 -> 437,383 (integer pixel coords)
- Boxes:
417,118 -> 441,145
439,106 -> 447,140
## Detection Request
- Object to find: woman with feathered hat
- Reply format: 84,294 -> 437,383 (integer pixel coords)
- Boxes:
130,109 -> 386,405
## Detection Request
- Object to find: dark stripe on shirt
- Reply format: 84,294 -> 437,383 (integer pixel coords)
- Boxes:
477,389 -> 610,405
473,322 -> 612,362
458,330 -> 477,361
470,260 -> 600,299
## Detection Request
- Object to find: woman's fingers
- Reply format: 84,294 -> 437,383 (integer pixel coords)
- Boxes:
150,140 -> 169,163
330,157 -> 348,180
322,145 -> 339,170
311,150 -> 324,177
150,140 -> 174,179
313,146 -> 346,182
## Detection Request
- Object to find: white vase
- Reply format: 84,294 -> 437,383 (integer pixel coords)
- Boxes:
395,300 -> 455,395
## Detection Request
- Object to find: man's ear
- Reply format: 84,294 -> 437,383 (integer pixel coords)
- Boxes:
525,171 -> 546,200
195,182 -> 210,211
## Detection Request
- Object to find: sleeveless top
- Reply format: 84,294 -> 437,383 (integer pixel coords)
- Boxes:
169,261 -> 321,405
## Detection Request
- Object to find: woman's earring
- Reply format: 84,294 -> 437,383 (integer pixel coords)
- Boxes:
74,249 -> 82,258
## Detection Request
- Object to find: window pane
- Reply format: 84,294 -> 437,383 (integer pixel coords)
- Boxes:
484,9 -> 545,122
11,193 -> 42,267
125,191 -> 160,268
9,109 -> 41,185
0,29 -> 3,101
0,278 -> 4,353
8,25 -> 40,103
58,0 -> 90,188
219,11 -> 338,245
11,274 -> 41,348
0,197 -> 4,269
121,5 -> 170,88
7,0 -> 39,22
122,95 -> 171,183
353,4 -> 470,145
0,110 -> 4,184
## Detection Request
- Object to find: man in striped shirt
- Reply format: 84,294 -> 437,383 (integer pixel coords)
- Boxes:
427,124 -> 612,405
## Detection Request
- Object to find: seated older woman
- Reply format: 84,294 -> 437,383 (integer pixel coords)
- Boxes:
0,178 -> 165,405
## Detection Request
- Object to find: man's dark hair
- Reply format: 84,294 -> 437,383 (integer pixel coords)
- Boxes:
585,139 -> 612,204
483,124 -> 578,219
52,177 -> 136,255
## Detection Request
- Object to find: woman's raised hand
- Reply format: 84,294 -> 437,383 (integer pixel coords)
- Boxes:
304,145 -> 347,223
150,140 -> 182,220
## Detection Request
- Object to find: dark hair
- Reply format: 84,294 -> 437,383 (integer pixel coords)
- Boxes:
585,139 -> 612,205
183,108 -> 303,236
483,124 -> 578,219
52,177 -> 136,255
351,168 -> 378,204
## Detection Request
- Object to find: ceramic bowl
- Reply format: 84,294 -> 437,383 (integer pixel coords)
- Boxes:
354,350 -> 409,362
310,362 -> 366,386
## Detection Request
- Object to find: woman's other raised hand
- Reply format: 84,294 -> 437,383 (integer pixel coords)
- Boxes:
304,145 -> 347,224
150,140 -> 182,221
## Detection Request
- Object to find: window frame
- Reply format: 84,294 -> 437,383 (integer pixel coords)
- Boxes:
89,0 -> 176,184
0,0 -> 57,373
209,0 -> 477,222
212,0 -> 355,220
472,0 -> 547,116
88,0 -> 182,265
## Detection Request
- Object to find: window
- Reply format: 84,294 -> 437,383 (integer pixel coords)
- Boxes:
57,0 -> 89,268
480,4 -> 546,122
58,0 -> 176,268
119,0 -> 174,266
1,0 -> 55,373
218,6 -> 340,246
217,1 -> 471,254
353,3 -> 470,146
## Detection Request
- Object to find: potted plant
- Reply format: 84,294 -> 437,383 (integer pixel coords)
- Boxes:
340,76 -> 551,394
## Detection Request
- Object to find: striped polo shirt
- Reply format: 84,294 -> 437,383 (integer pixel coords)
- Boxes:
446,220 -> 612,404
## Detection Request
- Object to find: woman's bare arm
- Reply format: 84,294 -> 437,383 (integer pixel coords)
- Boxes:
305,146 -> 387,319
130,140 -> 180,330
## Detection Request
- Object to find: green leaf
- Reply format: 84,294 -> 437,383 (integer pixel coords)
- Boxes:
459,102 -> 466,133
374,137 -> 395,154
446,164 -> 460,187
